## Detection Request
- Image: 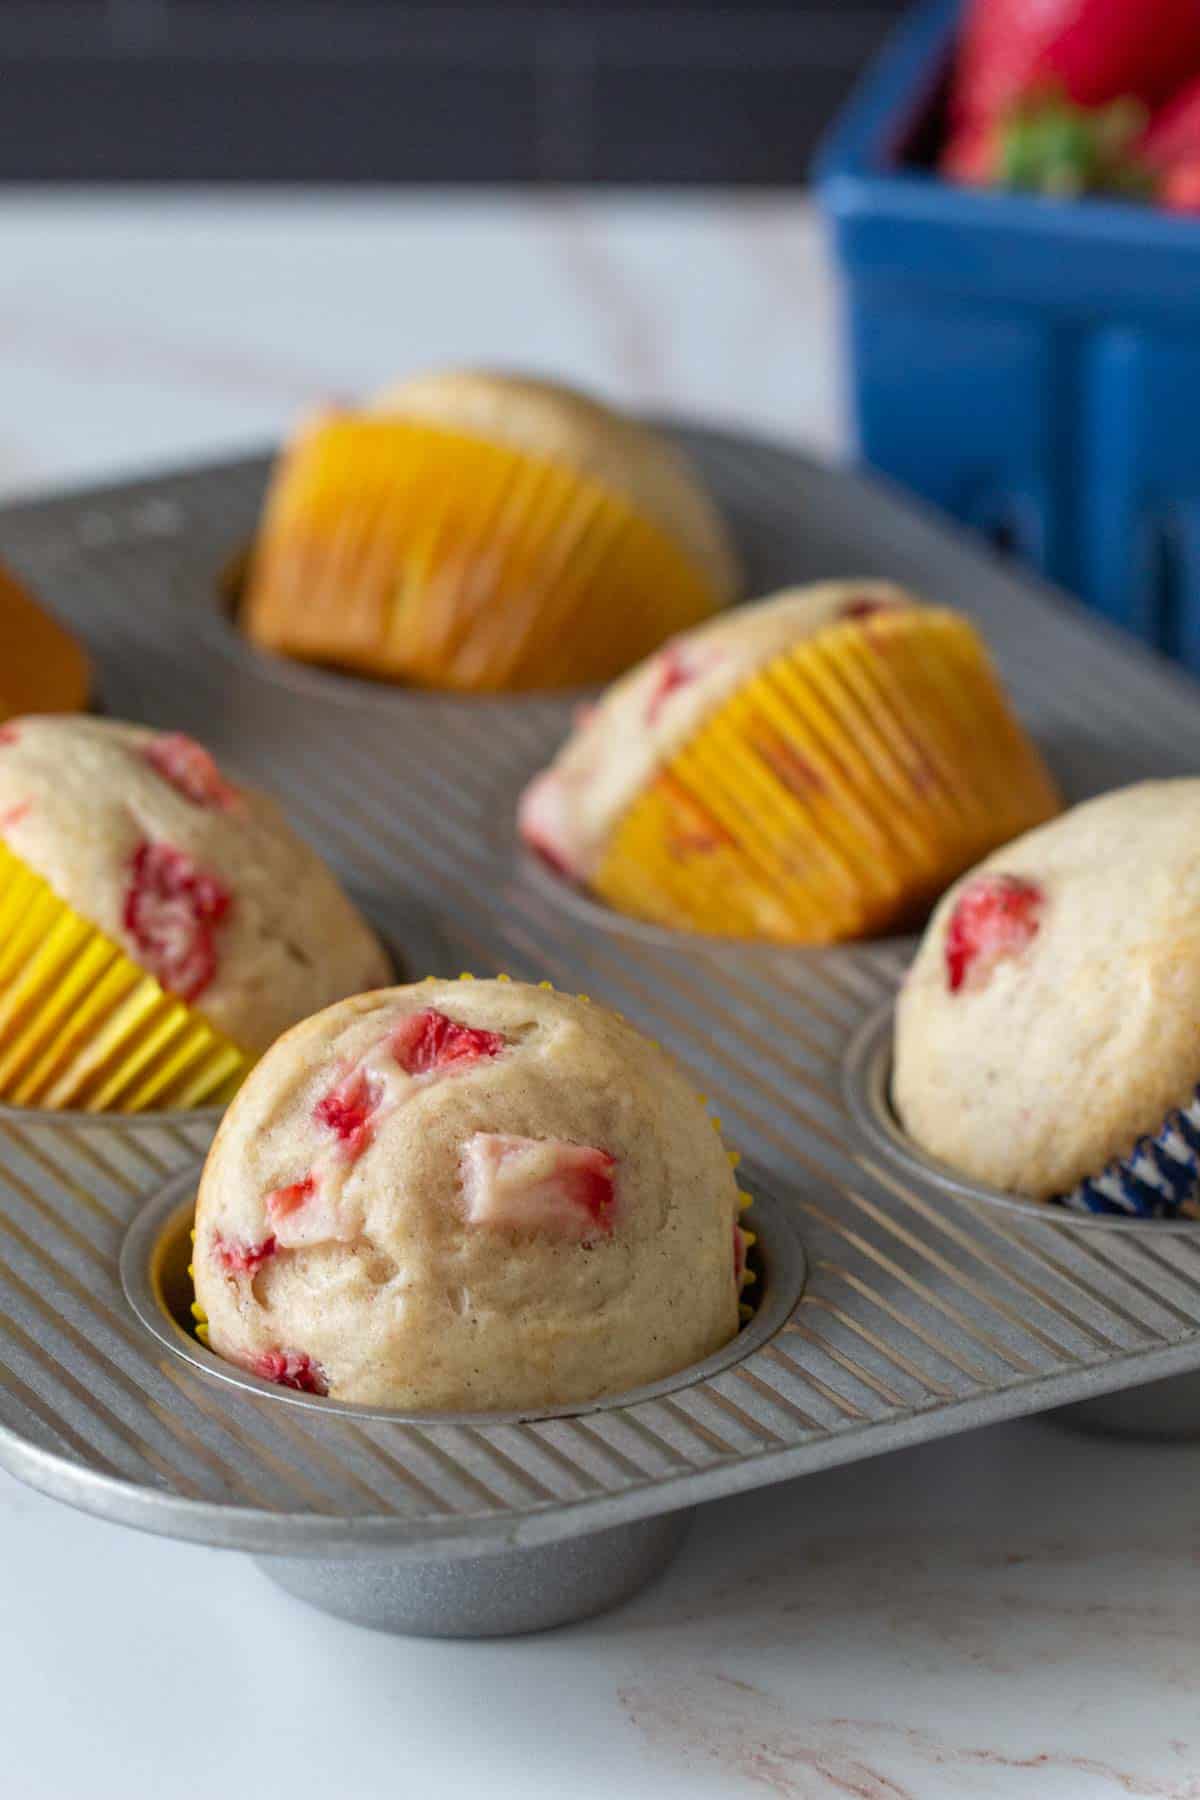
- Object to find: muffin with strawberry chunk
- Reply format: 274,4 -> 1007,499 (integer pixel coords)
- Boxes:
519,582 -> 1060,942
0,716 -> 389,1111
894,781 -> 1200,1216
193,978 -> 743,1409
242,368 -> 739,692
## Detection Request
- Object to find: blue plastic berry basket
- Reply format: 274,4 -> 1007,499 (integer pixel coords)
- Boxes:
814,0 -> 1200,669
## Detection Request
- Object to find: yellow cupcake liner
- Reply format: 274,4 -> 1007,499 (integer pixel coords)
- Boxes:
0,839 -> 251,1113
594,608 -> 1060,942
241,416 -> 724,693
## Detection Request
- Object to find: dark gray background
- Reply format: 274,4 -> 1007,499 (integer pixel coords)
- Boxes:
0,2 -> 907,182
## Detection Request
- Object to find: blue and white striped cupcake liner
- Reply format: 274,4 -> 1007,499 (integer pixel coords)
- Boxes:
1057,1090 -> 1200,1220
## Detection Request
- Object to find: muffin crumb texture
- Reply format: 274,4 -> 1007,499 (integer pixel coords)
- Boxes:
194,979 -> 742,1410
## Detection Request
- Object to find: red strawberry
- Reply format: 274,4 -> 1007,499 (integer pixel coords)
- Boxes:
839,594 -> 898,622
943,0 -> 1200,183
123,842 -> 232,1002
314,1067 -> 383,1160
0,801 -> 30,832
254,1349 -> 328,1395
1141,73 -> 1200,167
1161,158 -> 1200,208
143,732 -> 240,811
265,1175 -> 316,1223
212,1233 -> 277,1276
460,1133 -> 618,1240
0,723 -> 19,746
944,874 -> 1044,992
392,1008 -> 506,1076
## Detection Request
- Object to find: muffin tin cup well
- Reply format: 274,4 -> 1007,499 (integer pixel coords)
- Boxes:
842,1001 -> 1200,1437
109,1166 -> 802,1637
9,435 -> 1200,1637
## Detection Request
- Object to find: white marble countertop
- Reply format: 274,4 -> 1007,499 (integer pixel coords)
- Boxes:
1,191 -> 1197,1800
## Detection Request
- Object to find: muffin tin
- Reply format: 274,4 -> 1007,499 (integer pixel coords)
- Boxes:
4,427 -> 1200,1637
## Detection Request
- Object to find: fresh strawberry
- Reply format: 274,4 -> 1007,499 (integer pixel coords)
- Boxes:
392,1008 -> 506,1076
460,1133 -> 618,1240
123,841 -> 232,1002
1141,72 -> 1200,167
143,733 -> 240,810
943,0 -> 1200,183
1161,158 -> 1200,208
254,1349 -> 328,1395
944,874 -> 1044,992
212,1233 -> 277,1276
314,1067 -> 383,1159
996,92 -> 1152,196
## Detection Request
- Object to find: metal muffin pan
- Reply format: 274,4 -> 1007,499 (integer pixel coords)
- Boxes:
5,429 -> 1200,1635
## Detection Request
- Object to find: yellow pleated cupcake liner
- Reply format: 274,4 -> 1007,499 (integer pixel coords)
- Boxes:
0,840 -> 251,1112
594,608 -> 1060,942
242,416 -> 724,693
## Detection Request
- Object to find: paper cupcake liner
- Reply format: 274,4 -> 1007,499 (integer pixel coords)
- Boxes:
242,417 -> 723,692
595,608 -> 1060,942
0,839 -> 251,1112
1057,1096 -> 1200,1220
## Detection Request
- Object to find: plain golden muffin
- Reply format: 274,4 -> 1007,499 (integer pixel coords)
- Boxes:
194,980 -> 745,1408
242,368 -> 740,693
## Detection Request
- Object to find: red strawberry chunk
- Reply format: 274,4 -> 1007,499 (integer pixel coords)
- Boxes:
840,595 -> 894,623
143,733 -> 240,810
314,1067 -> 383,1160
646,642 -> 703,725
254,1349 -> 328,1395
461,1133 -> 617,1240
0,723 -> 19,746
0,801 -> 30,832
945,874 -> 1044,993
392,1008 -> 506,1076
123,841 -> 233,1002
212,1232 -> 277,1276
265,1175 -> 316,1223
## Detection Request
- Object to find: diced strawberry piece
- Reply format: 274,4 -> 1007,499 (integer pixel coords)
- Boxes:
945,874 -> 1044,993
645,643 -> 702,725
0,723 -> 19,746
143,733 -> 240,810
314,1067 -> 383,1160
212,1232 -> 277,1276
265,1175 -> 316,1223
392,1008 -> 506,1076
461,1133 -> 617,1241
123,841 -> 233,1002
254,1349 -> 328,1395
0,801 -> 30,832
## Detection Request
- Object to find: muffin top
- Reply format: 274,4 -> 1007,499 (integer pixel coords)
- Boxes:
194,978 -> 741,1410
519,580 -> 919,880
0,562 -> 90,721
374,368 -> 741,601
893,781 -> 1200,1199
0,716 -> 389,1054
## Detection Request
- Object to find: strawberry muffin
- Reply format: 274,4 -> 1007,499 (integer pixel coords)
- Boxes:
242,368 -> 739,692
519,582 -> 1060,943
193,978 -> 745,1409
894,781 -> 1200,1215
0,716 -> 389,1111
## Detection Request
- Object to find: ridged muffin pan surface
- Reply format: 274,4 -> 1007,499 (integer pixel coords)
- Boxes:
5,430 -> 1200,1633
